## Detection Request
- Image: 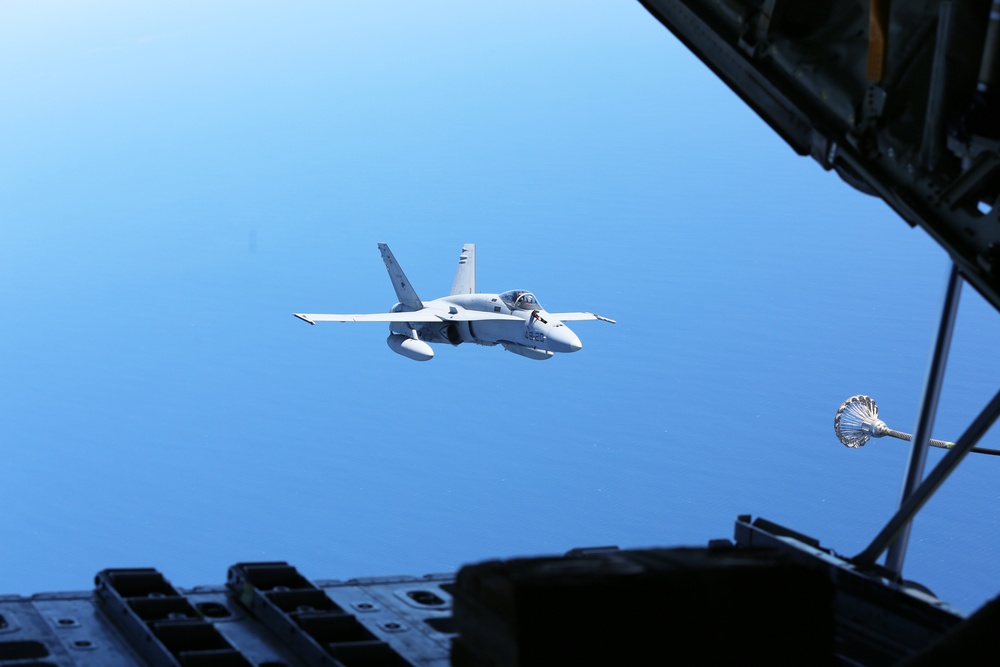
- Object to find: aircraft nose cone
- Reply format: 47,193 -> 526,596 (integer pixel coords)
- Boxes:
548,327 -> 583,353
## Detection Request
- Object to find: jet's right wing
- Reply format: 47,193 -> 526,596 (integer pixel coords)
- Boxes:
293,312 -> 443,325
547,312 -> 617,324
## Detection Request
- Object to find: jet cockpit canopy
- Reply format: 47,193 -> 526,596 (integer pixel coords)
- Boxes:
500,289 -> 542,311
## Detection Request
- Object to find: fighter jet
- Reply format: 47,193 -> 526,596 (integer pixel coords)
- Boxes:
293,243 -> 615,361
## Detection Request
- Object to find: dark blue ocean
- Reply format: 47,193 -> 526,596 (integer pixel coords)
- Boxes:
2,1 -> 999,613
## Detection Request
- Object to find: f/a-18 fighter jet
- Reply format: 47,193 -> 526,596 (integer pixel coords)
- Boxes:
293,243 -> 615,361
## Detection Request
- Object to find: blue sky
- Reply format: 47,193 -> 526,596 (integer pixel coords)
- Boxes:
2,1 -> 1000,612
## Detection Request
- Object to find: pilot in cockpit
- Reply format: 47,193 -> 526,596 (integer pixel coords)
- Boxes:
500,289 -> 542,311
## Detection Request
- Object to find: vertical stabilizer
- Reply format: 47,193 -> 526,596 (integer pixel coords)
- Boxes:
450,244 -> 476,295
378,243 -> 423,310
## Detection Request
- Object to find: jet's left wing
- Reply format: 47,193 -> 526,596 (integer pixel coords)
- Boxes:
293,312 -> 443,324
437,311 -> 520,322
547,312 -> 616,324
293,309 -> 522,325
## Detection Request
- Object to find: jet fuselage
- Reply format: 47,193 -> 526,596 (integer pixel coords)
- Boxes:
388,293 -> 583,360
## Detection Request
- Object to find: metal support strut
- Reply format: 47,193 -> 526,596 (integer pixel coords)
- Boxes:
883,263 -> 963,575
855,263 -> 1000,571
854,385 -> 1000,569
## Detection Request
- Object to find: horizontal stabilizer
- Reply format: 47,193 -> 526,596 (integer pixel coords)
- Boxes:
548,312 -> 617,324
